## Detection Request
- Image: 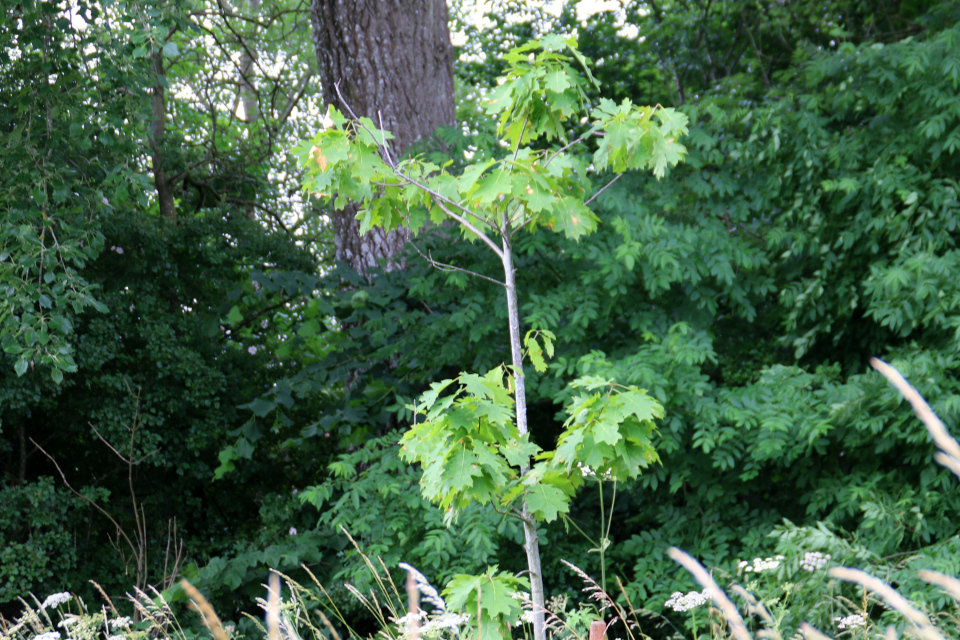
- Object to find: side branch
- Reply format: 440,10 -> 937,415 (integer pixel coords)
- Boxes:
332,82 -> 505,260
408,240 -> 506,287
30,438 -> 140,561
584,173 -> 624,206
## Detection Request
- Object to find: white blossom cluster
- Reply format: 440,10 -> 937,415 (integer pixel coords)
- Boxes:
835,614 -> 867,629
664,590 -> 709,612
109,617 -> 133,629
577,462 -> 613,480
737,556 -> 784,574
57,617 -> 78,629
800,551 -> 832,572
34,633 -> 61,640
394,609 -> 470,638
40,593 -> 73,609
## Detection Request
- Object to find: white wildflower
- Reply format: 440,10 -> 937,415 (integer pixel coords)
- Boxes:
394,609 -> 428,633
248,346 -> 257,355
737,556 -> 784,574
40,593 -> 73,609
35,633 -> 61,640
835,614 -> 867,629
800,551 -> 831,572
109,635 -> 125,640
420,612 -> 469,634
109,617 -> 132,629
577,462 -> 613,480
57,617 -> 79,628
665,590 -> 709,612
289,527 -> 297,536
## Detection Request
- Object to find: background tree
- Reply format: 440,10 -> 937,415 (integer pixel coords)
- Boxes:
309,0 -> 456,276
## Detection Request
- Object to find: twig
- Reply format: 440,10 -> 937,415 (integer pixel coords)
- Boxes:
513,119 -> 528,161
30,438 -> 140,565
544,133 -> 592,168
584,173 -> 624,206
408,240 -> 505,287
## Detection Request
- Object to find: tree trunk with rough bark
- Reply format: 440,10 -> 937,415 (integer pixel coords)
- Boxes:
310,0 -> 455,277
149,51 -> 176,221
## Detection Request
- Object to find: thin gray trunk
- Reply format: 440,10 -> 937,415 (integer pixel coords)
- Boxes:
502,225 -> 546,640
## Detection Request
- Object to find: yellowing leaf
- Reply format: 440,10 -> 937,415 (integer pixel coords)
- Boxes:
312,146 -> 328,171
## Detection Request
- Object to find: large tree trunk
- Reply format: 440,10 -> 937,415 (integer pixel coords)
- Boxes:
310,0 -> 455,277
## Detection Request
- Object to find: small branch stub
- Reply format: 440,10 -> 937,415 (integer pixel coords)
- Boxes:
589,620 -> 607,640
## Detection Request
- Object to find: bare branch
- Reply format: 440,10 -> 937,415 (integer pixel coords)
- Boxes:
408,240 -> 505,287
277,71 -> 313,128
30,438 -> 140,563
544,133 -> 593,168
584,173 -> 624,206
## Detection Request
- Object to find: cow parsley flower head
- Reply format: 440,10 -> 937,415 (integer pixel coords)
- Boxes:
35,633 -> 61,640
800,551 -> 831,571
835,614 -> 867,629
665,590 -> 709,612
40,593 -> 73,609
109,617 -> 132,629
737,556 -> 784,574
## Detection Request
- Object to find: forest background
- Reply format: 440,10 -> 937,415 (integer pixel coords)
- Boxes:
2,0 -> 960,636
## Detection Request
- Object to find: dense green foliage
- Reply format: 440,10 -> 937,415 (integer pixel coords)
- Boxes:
3,0 -> 960,637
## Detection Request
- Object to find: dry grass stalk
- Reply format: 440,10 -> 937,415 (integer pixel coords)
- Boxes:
89,581 -> 119,617
315,608 -> 343,640
180,579 -> 229,640
798,621 -> 835,640
667,547 -> 752,640
561,560 -> 614,611
919,570 -> 960,602
730,585 -> 782,640
267,571 -> 282,640
869,358 -> 960,480
828,567 -> 944,640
